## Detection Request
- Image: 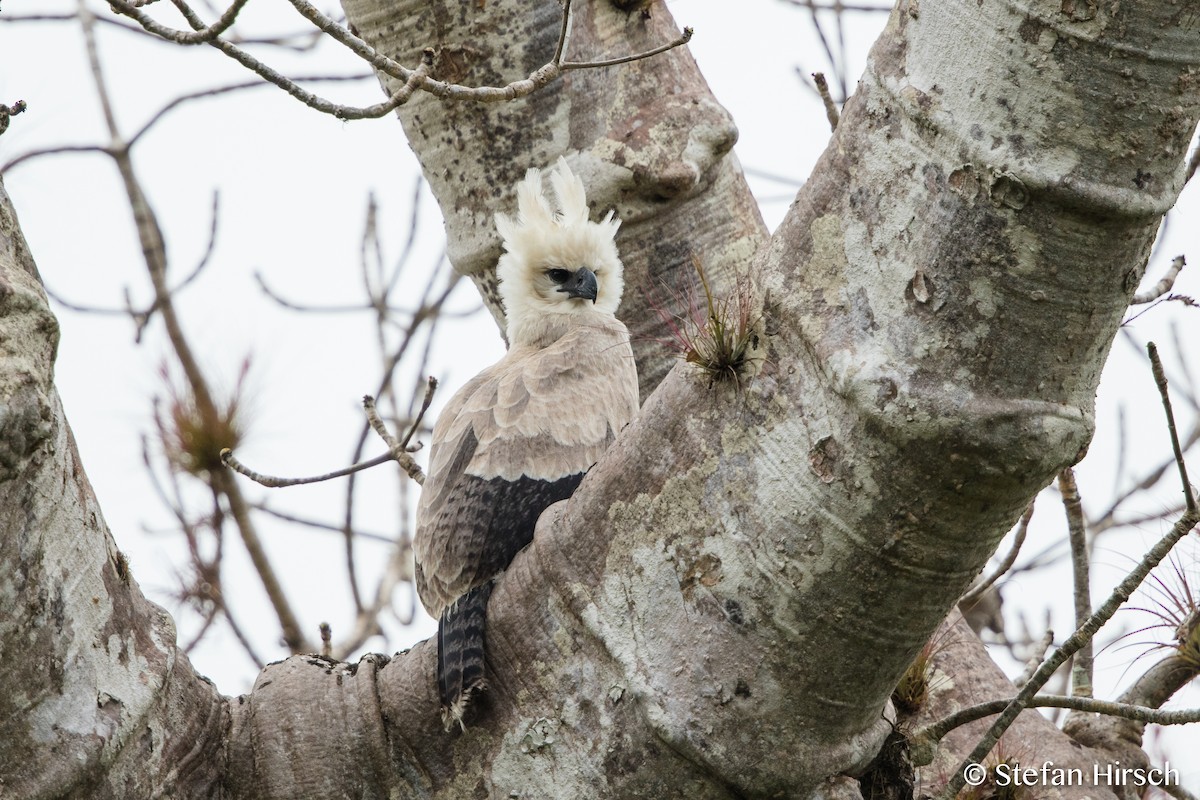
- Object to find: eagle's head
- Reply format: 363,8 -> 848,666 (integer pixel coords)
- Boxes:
495,158 -> 624,346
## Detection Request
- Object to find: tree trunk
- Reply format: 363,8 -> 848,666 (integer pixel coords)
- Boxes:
1,0 -> 1197,797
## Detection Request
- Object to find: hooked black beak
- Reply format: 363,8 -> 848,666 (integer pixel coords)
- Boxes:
557,267 -> 598,303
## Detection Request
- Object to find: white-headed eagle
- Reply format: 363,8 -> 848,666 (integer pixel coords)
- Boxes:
415,159 -> 640,730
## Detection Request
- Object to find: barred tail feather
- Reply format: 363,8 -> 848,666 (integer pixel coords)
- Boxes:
438,582 -> 492,731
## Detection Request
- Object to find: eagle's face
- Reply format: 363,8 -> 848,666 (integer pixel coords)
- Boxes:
495,160 -> 625,345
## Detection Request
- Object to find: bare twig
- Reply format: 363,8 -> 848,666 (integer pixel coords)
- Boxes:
1123,293 -> 1199,327
1015,628 -> 1054,687
252,271 -> 373,313
1114,403 -> 1128,498
561,28 -> 694,71
779,0 -> 893,11
142,433 -> 267,668
805,3 -> 845,99
108,0 -> 692,114
250,502 -> 394,544
740,165 -> 804,187
43,191 -> 218,340
1087,336 -> 1200,533
2,9 -> 166,38
1058,467 -> 1093,698
1169,320 -> 1198,404
1098,504 -> 1188,535
812,72 -> 840,132
911,694 -> 1200,765
221,448 -> 396,488
363,395 -> 426,486
1,144 -> 113,174
1160,778 -> 1200,800
1132,255 -> 1187,305
1149,342 -> 1198,514
122,0 -> 251,44
337,256 -> 456,616
400,376 -> 438,449
552,0 -> 573,64
959,500 -> 1033,608
127,74 -> 372,148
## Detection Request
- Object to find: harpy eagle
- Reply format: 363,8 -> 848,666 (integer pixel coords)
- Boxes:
414,159 -> 640,729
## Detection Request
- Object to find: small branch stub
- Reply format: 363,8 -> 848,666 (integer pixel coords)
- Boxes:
812,72 -> 839,132
0,99 -> 28,137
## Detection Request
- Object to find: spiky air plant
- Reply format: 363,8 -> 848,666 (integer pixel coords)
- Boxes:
1118,550 -> 1200,670
647,255 -> 761,388
155,358 -> 251,477
893,622 -> 959,715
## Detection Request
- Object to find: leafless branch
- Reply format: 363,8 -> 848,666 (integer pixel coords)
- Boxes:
1,9 -> 168,38
124,0 -> 251,45
1160,778 -> 1200,800
552,0 -> 573,64
911,695 -> 1200,765
2,144 -> 112,173
43,191 -> 217,340
812,72 -> 840,131
249,502 -> 394,544
941,501 -> 1200,796
221,448 -> 397,488
79,0 -> 312,653
127,74 -> 372,148
1124,293 -> 1199,326
1149,341 -> 1198,514
940,345 -> 1200,795
106,0 -> 693,117
1132,255 -> 1187,305
959,500 -> 1033,608
779,0 -> 893,11
561,28 -> 693,71
252,270 -> 375,313
740,166 -> 804,187
363,394 -> 427,486
1015,628 -> 1054,687
805,3 -> 845,99
1058,468 -> 1094,698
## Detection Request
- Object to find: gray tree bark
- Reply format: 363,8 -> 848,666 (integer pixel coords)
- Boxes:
1,0 -> 1197,797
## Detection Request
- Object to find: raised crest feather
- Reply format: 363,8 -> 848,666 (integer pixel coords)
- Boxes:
494,157 -> 625,343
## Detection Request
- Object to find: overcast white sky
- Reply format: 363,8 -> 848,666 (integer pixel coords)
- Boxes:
2,0 -> 1198,786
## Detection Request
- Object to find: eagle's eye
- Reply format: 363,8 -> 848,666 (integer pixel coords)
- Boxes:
546,269 -> 570,284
